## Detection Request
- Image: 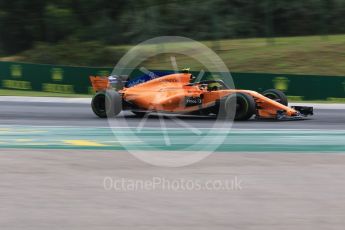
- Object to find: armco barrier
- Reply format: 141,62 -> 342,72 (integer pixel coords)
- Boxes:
0,61 -> 112,94
0,61 -> 344,100
230,72 -> 345,101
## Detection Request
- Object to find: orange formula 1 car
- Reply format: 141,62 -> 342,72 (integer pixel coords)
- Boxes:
89,72 -> 313,120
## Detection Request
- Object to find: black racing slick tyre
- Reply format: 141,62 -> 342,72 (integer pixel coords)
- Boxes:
218,93 -> 256,121
263,89 -> 288,106
91,90 -> 122,118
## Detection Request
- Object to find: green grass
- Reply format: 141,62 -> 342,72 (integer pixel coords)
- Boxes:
109,34 -> 345,76
3,34 -> 345,76
0,89 -> 91,98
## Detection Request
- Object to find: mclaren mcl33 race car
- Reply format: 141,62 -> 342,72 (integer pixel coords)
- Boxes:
89,72 -> 313,121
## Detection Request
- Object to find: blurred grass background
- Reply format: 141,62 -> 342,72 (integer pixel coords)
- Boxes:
112,35 -> 345,76
2,34 -> 345,76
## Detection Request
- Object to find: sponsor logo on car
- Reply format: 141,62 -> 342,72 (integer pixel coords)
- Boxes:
185,96 -> 202,106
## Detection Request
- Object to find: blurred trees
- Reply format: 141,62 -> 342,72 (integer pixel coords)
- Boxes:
1,0 -> 345,55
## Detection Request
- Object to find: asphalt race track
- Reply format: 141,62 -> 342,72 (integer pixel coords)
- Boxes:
2,149 -> 345,230
0,100 -> 344,130
1,98 -> 345,230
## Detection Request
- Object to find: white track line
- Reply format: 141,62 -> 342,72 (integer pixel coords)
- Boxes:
0,96 -> 91,104
291,102 -> 345,110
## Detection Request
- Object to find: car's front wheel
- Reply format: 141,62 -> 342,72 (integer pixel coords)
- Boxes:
218,93 -> 256,121
263,89 -> 288,106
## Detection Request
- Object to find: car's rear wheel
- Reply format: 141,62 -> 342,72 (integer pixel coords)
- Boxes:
263,89 -> 288,106
218,93 -> 256,121
91,90 -> 122,118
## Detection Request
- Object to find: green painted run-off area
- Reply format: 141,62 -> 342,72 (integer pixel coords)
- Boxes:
0,126 -> 344,152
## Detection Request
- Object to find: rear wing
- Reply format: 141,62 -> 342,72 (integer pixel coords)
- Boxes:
90,76 -> 109,92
